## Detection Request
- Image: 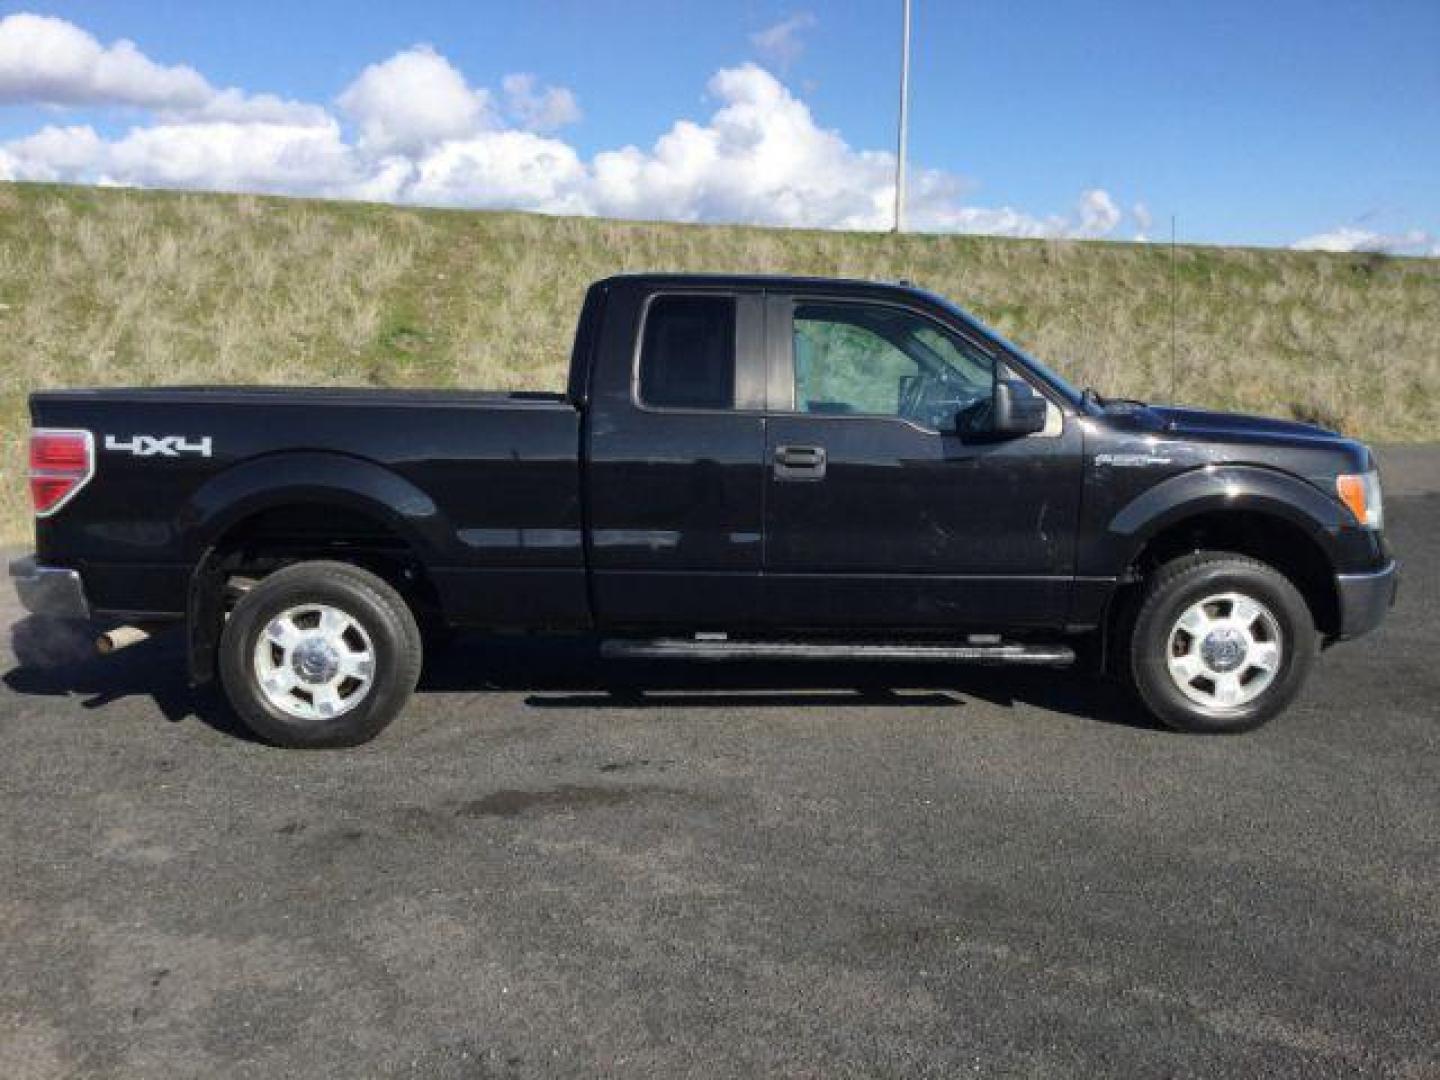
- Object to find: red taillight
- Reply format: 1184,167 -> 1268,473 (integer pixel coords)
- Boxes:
29,429 -> 94,516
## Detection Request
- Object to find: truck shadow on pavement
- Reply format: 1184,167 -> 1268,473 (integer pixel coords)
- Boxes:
3,616 -> 1161,741
3,615 -> 255,739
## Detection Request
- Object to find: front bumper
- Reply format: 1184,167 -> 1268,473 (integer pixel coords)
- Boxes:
1335,559 -> 1398,640
8,555 -> 91,620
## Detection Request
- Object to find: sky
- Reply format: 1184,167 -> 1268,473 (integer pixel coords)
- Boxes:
0,0 -> 1435,254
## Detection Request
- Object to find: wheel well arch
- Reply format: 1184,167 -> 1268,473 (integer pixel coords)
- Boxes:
1116,508 -> 1340,639
216,499 -> 415,554
180,450 -> 450,566
187,498 -> 441,684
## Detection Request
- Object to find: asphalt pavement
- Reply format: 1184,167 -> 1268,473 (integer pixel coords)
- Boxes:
1,449 -> 1436,1078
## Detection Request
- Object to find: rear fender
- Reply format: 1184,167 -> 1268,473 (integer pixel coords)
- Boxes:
181,451 -> 451,683
180,451 -> 450,563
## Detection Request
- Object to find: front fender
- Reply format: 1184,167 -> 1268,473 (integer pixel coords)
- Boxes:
178,450 -> 454,563
1088,464 -> 1354,575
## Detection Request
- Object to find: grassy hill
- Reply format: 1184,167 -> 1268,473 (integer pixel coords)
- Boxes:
1,181 -> 1436,538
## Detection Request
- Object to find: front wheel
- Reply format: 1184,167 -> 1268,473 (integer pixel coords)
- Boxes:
1127,552 -> 1316,734
219,561 -> 422,748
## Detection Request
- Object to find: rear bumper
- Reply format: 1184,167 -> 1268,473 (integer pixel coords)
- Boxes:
8,555 -> 91,620
1335,559 -> 1398,640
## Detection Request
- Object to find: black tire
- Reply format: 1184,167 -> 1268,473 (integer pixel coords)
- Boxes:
1126,552 -> 1316,734
218,561 -> 422,748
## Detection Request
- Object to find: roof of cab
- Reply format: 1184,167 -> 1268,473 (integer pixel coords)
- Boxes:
595,272 -> 935,298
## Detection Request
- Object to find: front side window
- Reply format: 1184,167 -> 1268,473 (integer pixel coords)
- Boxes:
639,295 -> 736,410
792,303 -> 998,431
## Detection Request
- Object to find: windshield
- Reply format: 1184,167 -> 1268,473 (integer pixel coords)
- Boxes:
925,291 -> 1088,410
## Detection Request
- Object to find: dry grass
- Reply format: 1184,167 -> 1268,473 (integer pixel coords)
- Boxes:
1,181 -> 1437,539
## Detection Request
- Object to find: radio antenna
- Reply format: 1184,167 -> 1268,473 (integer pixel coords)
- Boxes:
1169,214 -> 1178,403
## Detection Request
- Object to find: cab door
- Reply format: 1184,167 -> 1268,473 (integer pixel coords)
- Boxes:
761,295 -> 1083,629
586,286 -> 769,627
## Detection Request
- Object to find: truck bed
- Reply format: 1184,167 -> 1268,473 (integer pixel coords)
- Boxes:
30,385 -> 587,626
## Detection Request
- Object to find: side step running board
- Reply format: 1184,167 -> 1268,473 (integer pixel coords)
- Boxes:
601,638 -> 1075,667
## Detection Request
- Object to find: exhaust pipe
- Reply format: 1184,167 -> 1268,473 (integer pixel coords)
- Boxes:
96,625 -> 153,655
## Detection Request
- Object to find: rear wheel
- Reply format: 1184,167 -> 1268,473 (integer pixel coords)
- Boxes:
219,561 -> 422,748
1127,552 -> 1316,733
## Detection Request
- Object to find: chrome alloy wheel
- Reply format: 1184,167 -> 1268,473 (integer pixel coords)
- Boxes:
1165,592 -> 1283,711
253,603 -> 376,720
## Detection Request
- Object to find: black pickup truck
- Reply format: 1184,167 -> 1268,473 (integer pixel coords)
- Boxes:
12,274 -> 1396,746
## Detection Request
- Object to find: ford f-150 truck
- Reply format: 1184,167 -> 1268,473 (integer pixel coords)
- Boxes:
11,274 -> 1397,746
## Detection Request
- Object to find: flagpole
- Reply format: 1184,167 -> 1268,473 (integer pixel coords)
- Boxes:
893,0 -> 912,233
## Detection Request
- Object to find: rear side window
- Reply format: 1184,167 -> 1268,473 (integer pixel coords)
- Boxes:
638,295 -> 736,410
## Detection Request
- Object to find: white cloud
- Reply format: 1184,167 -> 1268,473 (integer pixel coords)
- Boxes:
1,123 -> 105,181
0,12 -> 209,109
586,63 -> 896,228
0,15 -> 1132,243
1132,201 -> 1153,242
501,73 -> 581,132
3,118 -> 358,195
176,88 -> 331,127
565,65 -> 1118,239
1075,189 -> 1122,238
336,45 -> 491,155
1293,225 -> 1436,257
101,120 -> 357,196
0,12 -> 328,127
407,129 -> 589,212
750,12 -> 817,68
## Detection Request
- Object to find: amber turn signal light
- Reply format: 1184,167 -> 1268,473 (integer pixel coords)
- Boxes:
1335,471 -> 1383,530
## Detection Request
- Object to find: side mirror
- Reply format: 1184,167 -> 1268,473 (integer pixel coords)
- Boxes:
954,377 -> 1049,441
992,378 -> 1047,437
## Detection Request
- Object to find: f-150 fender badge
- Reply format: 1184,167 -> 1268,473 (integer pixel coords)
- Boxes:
1094,453 -> 1172,467
104,434 -> 213,458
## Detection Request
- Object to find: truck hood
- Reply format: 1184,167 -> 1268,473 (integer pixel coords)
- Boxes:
1144,404 -> 1338,441
1095,402 -> 1373,475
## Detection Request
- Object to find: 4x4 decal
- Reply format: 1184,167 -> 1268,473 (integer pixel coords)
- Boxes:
104,434 -> 213,458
